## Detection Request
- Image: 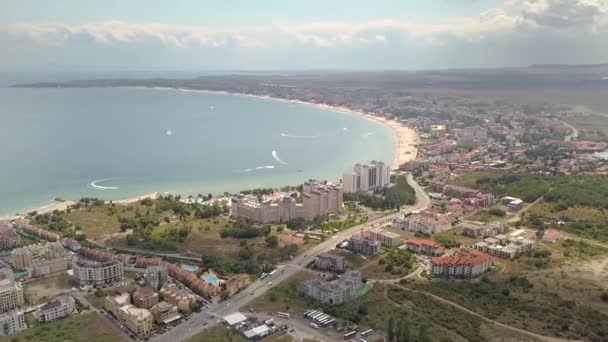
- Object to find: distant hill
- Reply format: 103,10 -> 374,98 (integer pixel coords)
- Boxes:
529,63 -> 608,69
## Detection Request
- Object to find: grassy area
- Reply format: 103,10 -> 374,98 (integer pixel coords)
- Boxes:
449,173 -> 553,203
0,312 -> 127,342
360,249 -> 417,280
243,272 -> 314,315
23,274 -> 74,305
408,274 -> 608,341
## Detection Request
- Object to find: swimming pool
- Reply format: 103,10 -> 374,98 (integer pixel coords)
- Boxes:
203,274 -> 218,286
180,264 -> 198,272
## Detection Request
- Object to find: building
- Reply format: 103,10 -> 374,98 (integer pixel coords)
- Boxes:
474,237 -> 535,259
160,284 -> 197,313
132,287 -> 159,309
431,249 -> 492,279
462,222 -> 509,239
0,268 -> 13,282
0,310 -> 26,337
343,161 -> 390,193
31,257 -> 68,278
150,301 -> 180,324
541,229 -> 561,243
72,256 -> 124,287
231,179 -> 342,223
315,253 -> 345,272
502,196 -> 524,211
144,266 -> 168,291
13,218 -> 59,242
10,249 -> 32,271
365,228 -> 403,248
36,294 -> 75,323
298,271 -> 362,305
405,239 -> 444,256
393,211 -> 452,234
430,125 -> 447,138
0,222 -> 19,250
442,184 -> 481,199
105,293 -> 153,338
347,234 -> 381,256
0,280 -> 24,313
61,238 -> 81,252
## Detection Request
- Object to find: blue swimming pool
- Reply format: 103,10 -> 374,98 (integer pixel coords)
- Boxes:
203,274 -> 218,286
180,264 -> 198,272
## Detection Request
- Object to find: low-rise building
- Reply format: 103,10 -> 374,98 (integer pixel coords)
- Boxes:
61,238 -> 81,252
0,310 -> 26,337
72,256 -> 124,287
36,294 -> 75,323
132,287 -> 159,309
431,249 -> 492,279
462,222 -> 509,239
120,305 -> 154,338
474,237 -> 535,259
541,229 -> 561,243
365,228 -> 403,248
298,271 -> 362,305
405,239 -> 444,256
315,253 -> 345,272
160,284 -> 197,313
502,196 -> 523,211
31,257 -> 68,278
347,234 -> 381,256
0,280 -> 24,313
393,211 -> 452,234
150,301 -> 180,324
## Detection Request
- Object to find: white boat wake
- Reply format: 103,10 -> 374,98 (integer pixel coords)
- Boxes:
343,127 -> 349,131
239,165 -> 275,172
89,178 -> 119,190
280,133 -> 318,139
272,150 -> 287,165
363,132 -> 375,138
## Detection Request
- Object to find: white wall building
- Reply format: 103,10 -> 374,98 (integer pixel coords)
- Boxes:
72,256 -> 124,287
0,310 -> 26,337
36,294 -> 75,323
343,160 -> 390,193
0,280 -> 24,313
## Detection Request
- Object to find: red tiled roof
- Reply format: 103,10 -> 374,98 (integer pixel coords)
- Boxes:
406,238 -> 442,249
431,249 -> 490,267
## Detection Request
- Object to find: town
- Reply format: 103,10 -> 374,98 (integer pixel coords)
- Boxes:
4,67 -> 608,342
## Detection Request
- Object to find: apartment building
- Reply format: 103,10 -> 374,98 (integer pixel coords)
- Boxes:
231,179 -> 342,223
160,284 -> 197,313
10,249 -> 32,270
144,266 -> 168,291
132,287 -> 159,309
442,184 -> 481,199
343,161 -> 390,193
150,301 -> 180,324
72,256 -> 124,287
36,294 -> 75,323
462,222 -> 509,239
31,257 -> 68,278
61,238 -> 81,252
0,280 -> 24,313
431,249 -> 492,279
365,228 -> 403,248
347,234 -> 381,256
13,218 -> 59,242
405,239 -> 444,256
105,293 -> 153,338
0,310 -> 26,337
298,271 -> 361,305
0,222 -> 19,250
315,253 -> 345,272
474,237 -> 535,259
393,211 -> 452,234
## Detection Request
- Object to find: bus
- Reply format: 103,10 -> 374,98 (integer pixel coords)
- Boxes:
315,314 -> 328,322
305,310 -> 318,318
277,312 -> 291,319
303,310 -> 314,318
268,270 -> 277,277
311,312 -> 324,320
343,331 -> 357,340
260,272 -> 269,280
361,329 -> 374,337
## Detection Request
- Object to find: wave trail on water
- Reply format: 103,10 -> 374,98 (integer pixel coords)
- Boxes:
272,150 -> 288,165
239,165 -> 275,172
363,132 -> 375,138
89,178 -> 120,190
280,133 -> 318,139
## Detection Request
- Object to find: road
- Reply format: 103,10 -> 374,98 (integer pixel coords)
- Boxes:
151,173 -> 430,342
560,119 -> 579,142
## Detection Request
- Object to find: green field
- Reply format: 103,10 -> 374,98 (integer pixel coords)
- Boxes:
0,312 -> 127,342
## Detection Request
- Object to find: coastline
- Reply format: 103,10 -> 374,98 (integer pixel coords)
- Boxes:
3,87 -> 418,220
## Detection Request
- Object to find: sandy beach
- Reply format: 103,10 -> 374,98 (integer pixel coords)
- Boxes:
148,87 -> 419,170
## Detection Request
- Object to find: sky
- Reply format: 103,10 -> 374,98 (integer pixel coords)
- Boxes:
1,0 -> 607,71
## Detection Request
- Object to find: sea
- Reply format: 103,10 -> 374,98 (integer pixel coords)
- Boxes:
0,71 -> 395,217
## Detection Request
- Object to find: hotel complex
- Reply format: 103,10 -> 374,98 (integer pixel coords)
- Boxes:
431,249 -> 492,279
342,160 -> 391,193
231,179 -> 342,223
393,210 -> 452,234
299,271 -> 362,305
72,256 -> 124,287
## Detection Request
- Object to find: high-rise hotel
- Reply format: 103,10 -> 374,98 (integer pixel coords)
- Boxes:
342,160 -> 390,193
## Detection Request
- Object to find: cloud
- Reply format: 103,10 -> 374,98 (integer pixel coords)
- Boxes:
508,0 -> 607,29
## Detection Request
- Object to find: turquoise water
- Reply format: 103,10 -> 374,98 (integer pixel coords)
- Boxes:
203,274 -> 218,286
180,264 -> 198,272
0,82 -> 395,217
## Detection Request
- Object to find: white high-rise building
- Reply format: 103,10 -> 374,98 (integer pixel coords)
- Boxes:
343,160 -> 390,193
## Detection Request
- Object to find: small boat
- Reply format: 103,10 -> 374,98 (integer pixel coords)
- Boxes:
166,130 -> 173,136
297,169 -> 303,172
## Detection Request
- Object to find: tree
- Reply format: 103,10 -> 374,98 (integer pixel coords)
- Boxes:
387,317 -> 395,342
265,235 -> 279,248
397,321 -> 410,342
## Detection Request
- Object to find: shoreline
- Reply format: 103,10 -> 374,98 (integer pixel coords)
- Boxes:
3,87 -> 418,221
